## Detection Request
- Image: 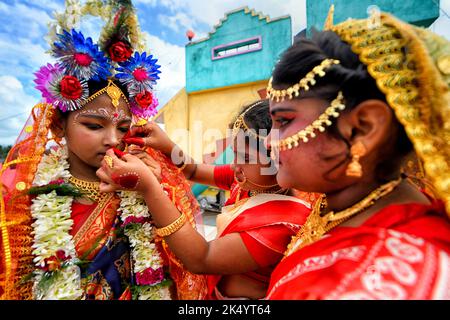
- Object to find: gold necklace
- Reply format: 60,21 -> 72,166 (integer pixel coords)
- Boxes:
68,176 -> 107,202
284,178 -> 402,256
249,188 -> 289,197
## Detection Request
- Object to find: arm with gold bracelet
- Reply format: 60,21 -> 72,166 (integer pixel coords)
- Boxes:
97,151 -> 260,276
125,122 -> 218,187
171,145 -> 216,185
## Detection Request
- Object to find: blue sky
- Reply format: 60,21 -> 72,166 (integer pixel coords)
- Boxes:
0,0 -> 449,146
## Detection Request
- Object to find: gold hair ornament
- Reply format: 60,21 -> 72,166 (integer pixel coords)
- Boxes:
267,59 -> 340,102
232,100 -> 267,140
330,12 -> 450,215
83,80 -> 130,109
271,91 -> 346,152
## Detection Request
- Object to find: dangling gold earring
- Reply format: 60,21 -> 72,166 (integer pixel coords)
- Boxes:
346,141 -> 366,178
234,171 -> 247,186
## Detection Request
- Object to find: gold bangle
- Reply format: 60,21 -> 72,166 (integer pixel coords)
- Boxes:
155,214 -> 187,237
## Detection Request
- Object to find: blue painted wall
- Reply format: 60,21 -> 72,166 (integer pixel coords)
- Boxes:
186,8 -> 292,93
307,0 -> 440,34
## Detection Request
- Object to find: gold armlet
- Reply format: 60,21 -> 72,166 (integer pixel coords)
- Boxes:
155,214 -> 187,237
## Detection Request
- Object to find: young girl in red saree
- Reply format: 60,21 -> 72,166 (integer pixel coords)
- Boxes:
97,100 -> 312,299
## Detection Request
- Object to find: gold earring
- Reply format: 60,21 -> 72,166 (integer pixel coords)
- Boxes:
234,172 -> 247,185
346,141 -> 366,177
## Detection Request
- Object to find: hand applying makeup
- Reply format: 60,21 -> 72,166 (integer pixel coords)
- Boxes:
123,121 -> 176,158
96,148 -> 160,194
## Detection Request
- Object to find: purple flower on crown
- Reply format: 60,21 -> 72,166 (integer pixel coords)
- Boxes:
130,92 -> 159,119
34,63 -> 64,104
53,29 -> 112,81
34,63 -> 89,112
115,52 -> 161,96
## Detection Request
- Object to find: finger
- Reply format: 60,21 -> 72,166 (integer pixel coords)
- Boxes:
121,153 -> 135,162
129,125 -> 152,137
105,149 -> 124,168
128,146 -> 146,155
133,153 -> 148,160
129,150 -> 145,156
96,167 -> 115,185
141,158 -> 155,168
106,148 -> 119,159
99,181 -> 117,193
123,137 -> 146,147
112,147 -> 126,158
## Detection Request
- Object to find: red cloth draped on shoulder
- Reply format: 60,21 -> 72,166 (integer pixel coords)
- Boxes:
267,201 -> 450,300
206,194 -> 311,299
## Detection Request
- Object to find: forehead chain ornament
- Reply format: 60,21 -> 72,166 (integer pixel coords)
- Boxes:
231,100 -> 267,141
84,80 -> 130,109
267,58 -> 346,155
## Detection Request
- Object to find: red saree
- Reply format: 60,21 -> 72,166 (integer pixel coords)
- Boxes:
207,193 -> 311,299
267,201 -> 450,300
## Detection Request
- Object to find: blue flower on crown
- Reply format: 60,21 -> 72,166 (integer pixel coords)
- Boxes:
53,29 -> 112,81
115,52 -> 161,96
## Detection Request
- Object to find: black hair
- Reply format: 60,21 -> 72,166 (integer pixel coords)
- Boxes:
228,99 -> 272,157
272,31 -> 413,181
228,99 -> 272,134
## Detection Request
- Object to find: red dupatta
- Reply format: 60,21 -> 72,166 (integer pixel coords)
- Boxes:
267,201 -> 450,300
207,194 -> 311,298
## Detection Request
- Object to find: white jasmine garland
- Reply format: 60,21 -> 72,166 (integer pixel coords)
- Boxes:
33,265 -> 83,300
31,192 -> 76,268
30,144 -> 172,300
119,190 -> 171,299
33,146 -> 71,186
31,144 -> 82,300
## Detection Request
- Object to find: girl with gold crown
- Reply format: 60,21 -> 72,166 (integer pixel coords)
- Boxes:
0,0 -> 207,300
264,9 -> 450,299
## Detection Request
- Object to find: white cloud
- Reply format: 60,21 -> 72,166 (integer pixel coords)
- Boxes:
137,0 -> 306,36
143,33 -> 186,107
158,12 -> 197,33
0,76 -> 37,145
430,0 -> 450,40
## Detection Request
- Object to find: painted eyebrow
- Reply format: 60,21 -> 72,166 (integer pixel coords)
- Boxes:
270,107 -> 297,115
77,114 -> 132,122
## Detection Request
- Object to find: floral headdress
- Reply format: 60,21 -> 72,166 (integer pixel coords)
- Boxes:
34,0 -> 161,119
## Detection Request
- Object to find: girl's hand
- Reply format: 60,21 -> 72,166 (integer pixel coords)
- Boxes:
123,121 -> 176,157
128,147 -> 163,182
96,149 -> 159,194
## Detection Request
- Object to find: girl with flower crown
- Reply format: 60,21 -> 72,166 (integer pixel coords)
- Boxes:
0,1 -> 207,300
97,99 -> 312,300
262,10 -> 450,299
